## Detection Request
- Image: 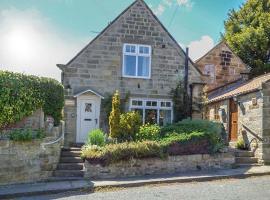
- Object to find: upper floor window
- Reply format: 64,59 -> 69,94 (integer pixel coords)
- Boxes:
123,44 -> 151,79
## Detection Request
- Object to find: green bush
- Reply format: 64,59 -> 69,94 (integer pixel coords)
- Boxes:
0,70 -> 64,129
119,111 -> 142,141
87,129 -> 106,146
81,140 -> 165,165
236,138 -> 248,150
161,119 -> 225,152
136,124 -> 161,141
9,129 -> 46,141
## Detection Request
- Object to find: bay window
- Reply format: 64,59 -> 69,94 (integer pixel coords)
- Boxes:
123,44 -> 151,78
130,99 -> 173,126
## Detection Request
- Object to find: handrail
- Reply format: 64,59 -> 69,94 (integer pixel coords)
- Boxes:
240,121 -> 263,141
41,121 -> 65,150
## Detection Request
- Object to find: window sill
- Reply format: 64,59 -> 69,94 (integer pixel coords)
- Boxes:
122,75 -> 151,80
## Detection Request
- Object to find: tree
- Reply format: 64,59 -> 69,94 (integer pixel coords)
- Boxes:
109,90 -> 121,139
224,0 -> 270,76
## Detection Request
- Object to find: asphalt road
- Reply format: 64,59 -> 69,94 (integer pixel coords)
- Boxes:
20,176 -> 270,200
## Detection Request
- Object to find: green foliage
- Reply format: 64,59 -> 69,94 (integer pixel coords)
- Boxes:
109,90 -> 121,139
236,138 -> 248,150
81,141 -> 165,165
119,111 -> 142,141
39,77 -> 64,126
101,93 -> 113,121
170,83 -> 190,122
87,129 -> 106,147
9,129 -> 46,141
224,0 -> 270,76
0,70 -> 64,129
136,124 -> 161,141
161,119 -> 226,152
160,131 -> 207,146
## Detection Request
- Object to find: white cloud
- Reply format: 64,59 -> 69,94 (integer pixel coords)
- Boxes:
186,35 -> 215,61
0,8 -> 88,81
152,0 -> 194,16
177,0 -> 194,9
153,4 -> 165,16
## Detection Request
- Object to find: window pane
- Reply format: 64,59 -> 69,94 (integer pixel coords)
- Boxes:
161,102 -> 172,108
138,56 -> 150,77
139,46 -> 149,54
145,109 -> 157,124
124,55 -> 136,76
159,110 -> 172,126
126,45 -> 136,53
132,100 -> 143,106
146,101 -> 157,107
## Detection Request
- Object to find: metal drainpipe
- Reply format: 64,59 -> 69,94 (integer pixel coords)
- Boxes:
184,48 -> 189,93
189,84 -> 193,120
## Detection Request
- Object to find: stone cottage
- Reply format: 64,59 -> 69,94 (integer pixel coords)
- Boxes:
196,42 -> 270,164
57,0 -> 204,145
196,41 -> 248,91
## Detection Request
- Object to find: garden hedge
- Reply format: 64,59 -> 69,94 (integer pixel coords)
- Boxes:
0,70 -> 64,129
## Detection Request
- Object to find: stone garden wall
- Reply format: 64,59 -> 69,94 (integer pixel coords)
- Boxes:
3,109 -> 44,131
84,152 -> 235,179
0,139 -> 61,185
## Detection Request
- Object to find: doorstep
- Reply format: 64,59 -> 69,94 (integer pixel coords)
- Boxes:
1,166 -> 270,199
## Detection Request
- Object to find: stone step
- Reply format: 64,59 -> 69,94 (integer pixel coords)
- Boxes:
61,151 -> 81,157
235,157 -> 258,164
61,147 -> 81,152
70,143 -> 85,148
235,151 -> 254,157
53,170 -> 84,177
236,163 -> 262,167
59,157 -> 84,163
57,163 -> 84,170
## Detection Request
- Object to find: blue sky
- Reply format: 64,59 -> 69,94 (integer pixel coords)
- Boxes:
0,0 -> 245,80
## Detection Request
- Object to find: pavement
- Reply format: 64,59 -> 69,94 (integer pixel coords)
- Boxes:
25,175 -> 270,200
1,166 -> 270,199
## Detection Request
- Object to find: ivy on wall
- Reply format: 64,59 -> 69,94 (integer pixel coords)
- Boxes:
170,82 -> 190,123
0,70 -> 64,130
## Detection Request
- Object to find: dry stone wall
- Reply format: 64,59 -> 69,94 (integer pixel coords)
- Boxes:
84,153 -> 235,179
0,139 -> 61,185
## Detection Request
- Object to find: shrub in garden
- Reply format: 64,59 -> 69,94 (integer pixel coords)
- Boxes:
236,138 -> 248,150
0,70 -> 64,129
9,129 -> 45,141
161,119 -> 225,152
109,90 -> 121,139
119,111 -> 142,141
87,129 -> 106,146
81,140 -> 165,165
136,124 -> 161,141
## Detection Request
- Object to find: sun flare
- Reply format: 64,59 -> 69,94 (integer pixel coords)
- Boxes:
6,27 -> 38,61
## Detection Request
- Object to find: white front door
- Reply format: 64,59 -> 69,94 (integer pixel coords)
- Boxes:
77,99 -> 99,143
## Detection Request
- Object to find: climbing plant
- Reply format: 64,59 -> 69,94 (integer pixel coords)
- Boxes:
0,70 -> 64,129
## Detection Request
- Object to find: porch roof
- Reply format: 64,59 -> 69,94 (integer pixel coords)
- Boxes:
74,89 -> 104,99
208,73 -> 270,103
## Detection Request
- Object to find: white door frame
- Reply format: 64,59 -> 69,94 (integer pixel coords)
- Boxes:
76,94 -> 101,143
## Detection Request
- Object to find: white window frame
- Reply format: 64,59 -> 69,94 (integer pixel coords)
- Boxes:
129,98 -> 173,125
122,43 -> 152,79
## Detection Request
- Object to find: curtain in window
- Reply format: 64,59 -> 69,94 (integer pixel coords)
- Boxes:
138,56 -> 149,77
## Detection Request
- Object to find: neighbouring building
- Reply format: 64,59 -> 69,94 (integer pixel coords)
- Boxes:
197,41 -> 270,164
196,41 -> 248,91
57,0 -> 204,145
205,73 -> 270,164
